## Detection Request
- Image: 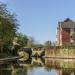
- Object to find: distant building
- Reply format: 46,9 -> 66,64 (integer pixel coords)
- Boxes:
56,18 -> 75,46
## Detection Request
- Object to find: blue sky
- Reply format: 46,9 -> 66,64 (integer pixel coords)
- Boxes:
0,0 -> 75,43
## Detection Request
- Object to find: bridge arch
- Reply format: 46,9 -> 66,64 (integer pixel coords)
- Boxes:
18,48 -> 32,59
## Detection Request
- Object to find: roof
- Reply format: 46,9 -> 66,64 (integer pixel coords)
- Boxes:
59,18 -> 75,28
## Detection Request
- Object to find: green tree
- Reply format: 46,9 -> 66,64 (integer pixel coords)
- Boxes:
0,2 -> 18,52
27,37 -> 35,48
34,43 -> 43,48
44,41 -> 52,48
16,33 -> 28,48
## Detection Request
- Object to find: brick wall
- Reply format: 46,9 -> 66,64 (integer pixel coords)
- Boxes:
62,28 -> 70,44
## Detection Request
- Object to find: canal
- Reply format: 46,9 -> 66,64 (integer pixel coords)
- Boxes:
0,57 -> 75,75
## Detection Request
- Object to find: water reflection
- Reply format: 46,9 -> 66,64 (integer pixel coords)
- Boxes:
0,58 -> 75,75
45,58 -> 75,75
0,64 -> 12,75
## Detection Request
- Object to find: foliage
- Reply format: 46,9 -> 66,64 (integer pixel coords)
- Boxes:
34,44 -> 44,48
16,33 -> 28,48
44,40 -> 52,48
27,37 -> 35,48
0,2 -> 18,52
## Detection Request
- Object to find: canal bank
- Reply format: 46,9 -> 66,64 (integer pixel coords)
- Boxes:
45,48 -> 75,59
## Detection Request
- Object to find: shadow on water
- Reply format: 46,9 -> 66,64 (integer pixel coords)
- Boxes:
0,58 -> 75,75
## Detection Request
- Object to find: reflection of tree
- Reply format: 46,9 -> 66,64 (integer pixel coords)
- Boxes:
0,64 -> 12,75
0,64 -> 28,75
45,58 -> 75,75
0,69 -> 12,75
44,66 -> 75,75
12,67 -> 27,75
61,68 -> 75,75
44,66 -> 51,72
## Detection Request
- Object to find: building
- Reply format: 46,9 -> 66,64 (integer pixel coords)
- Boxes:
56,18 -> 75,46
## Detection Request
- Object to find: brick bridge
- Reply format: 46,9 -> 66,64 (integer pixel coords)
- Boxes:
19,48 -> 45,58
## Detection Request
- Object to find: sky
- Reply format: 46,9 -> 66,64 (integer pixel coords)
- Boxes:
0,0 -> 75,43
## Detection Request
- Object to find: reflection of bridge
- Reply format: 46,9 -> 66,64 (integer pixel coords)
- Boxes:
45,58 -> 75,68
45,58 -> 75,75
31,57 -> 44,66
18,57 -> 45,66
18,57 -> 75,75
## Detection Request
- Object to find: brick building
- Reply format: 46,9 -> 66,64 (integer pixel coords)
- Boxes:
56,18 -> 75,46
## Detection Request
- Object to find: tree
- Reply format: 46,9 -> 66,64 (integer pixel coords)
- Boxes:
44,41 -> 52,48
16,33 -> 28,48
0,2 -> 18,52
27,37 -> 35,48
34,44 -> 43,48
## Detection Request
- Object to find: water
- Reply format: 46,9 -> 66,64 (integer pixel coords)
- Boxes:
0,58 -> 75,75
